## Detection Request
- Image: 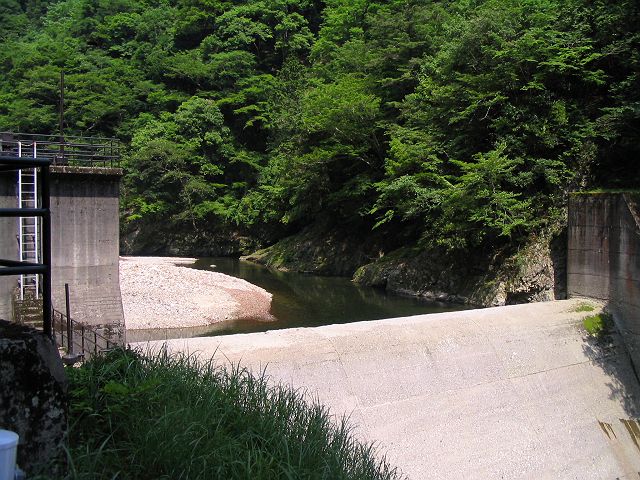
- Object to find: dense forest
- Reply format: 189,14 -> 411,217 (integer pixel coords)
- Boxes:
1,0 -> 638,297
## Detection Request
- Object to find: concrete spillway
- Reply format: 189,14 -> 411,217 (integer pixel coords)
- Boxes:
138,300 -> 640,479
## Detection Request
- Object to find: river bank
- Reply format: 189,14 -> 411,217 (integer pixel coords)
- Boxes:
242,228 -> 566,307
120,256 -> 273,330
124,256 -> 466,341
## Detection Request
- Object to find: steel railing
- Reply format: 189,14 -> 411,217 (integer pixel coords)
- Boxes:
52,307 -> 116,362
51,284 -> 117,363
0,132 -> 120,168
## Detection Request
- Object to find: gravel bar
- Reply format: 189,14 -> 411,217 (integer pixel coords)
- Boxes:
120,256 -> 273,330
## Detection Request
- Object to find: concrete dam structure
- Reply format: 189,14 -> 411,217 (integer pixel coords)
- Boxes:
2,132 -> 639,477
568,193 -> 640,368
0,135 -> 124,343
48,166 -> 124,340
135,191 -> 640,479
142,300 -> 640,479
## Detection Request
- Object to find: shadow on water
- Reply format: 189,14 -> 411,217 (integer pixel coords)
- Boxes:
127,257 -> 469,342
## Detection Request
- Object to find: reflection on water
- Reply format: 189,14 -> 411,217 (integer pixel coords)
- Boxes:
127,257 -> 468,342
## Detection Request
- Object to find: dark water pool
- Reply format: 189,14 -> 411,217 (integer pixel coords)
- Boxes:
127,257 -> 467,342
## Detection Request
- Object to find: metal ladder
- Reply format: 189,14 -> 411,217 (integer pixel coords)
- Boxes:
17,141 -> 40,300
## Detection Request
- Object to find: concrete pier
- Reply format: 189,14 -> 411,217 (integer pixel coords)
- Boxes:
568,193 -> 640,369
0,171 -> 16,320
49,166 -> 124,340
139,300 -> 640,479
0,166 -> 124,341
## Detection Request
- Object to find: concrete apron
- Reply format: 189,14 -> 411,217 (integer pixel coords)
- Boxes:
134,299 -> 640,479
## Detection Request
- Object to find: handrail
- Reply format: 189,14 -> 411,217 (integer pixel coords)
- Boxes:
0,133 -> 121,168
52,307 -> 116,361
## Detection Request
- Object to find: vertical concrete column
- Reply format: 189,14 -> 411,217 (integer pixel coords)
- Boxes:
568,193 -> 640,367
49,166 -> 124,342
567,195 -> 617,300
0,171 -> 17,320
610,195 -> 640,362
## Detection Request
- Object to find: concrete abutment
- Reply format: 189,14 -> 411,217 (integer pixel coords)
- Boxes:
0,166 -> 124,342
568,193 -> 640,368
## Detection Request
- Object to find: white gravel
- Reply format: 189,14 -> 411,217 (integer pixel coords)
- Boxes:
120,256 -> 273,330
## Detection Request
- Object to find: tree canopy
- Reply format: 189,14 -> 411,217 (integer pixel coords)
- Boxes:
1,0 -> 638,254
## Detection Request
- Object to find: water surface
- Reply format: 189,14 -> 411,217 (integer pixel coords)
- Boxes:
128,257 -> 467,342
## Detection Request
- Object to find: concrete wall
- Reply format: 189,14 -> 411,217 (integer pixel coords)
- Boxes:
0,171 -> 17,320
0,166 -> 124,341
568,193 -> 640,365
50,166 -> 124,341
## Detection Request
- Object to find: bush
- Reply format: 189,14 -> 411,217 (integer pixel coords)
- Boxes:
59,348 -> 404,480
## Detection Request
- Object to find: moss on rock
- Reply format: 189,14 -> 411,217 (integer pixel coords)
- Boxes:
242,224 -> 382,276
353,233 -> 566,307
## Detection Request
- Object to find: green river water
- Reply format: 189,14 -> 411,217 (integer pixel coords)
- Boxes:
127,257 -> 467,342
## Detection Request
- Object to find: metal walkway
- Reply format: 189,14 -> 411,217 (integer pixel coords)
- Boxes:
0,131 -> 120,167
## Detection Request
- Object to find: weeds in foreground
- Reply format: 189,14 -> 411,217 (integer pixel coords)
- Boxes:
60,347 -> 404,480
574,303 -> 596,313
583,313 -> 612,338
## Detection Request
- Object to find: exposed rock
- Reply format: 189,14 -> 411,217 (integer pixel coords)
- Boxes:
0,320 -> 67,475
498,234 -> 566,305
354,234 -> 566,308
353,247 -> 491,305
121,224 -> 260,257
241,224 -> 381,277
242,221 -> 566,308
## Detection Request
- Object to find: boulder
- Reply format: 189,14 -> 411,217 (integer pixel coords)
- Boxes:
0,320 -> 67,474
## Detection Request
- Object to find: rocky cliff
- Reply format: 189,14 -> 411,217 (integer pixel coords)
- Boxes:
354,235 -> 566,306
245,231 -> 566,308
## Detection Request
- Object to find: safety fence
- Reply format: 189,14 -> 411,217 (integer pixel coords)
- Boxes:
52,307 -> 117,363
0,132 -> 120,168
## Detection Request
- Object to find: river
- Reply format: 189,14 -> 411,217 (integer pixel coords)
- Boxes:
127,257 -> 468,342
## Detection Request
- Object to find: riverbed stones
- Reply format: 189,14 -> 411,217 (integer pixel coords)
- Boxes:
120,256 -> 273,330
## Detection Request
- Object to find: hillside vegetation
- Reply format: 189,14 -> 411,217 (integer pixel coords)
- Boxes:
1,0 -> 638,282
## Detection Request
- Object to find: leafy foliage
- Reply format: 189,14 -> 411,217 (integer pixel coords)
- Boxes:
0,0 -> 638,254
583,312 -> 612,338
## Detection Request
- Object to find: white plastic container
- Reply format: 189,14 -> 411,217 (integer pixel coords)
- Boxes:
0,430 -> 18,480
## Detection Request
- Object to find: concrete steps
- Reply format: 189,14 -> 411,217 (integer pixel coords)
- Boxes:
13,296 -> 43,329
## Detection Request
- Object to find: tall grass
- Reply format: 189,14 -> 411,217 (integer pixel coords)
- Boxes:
61,348 -> 404,480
